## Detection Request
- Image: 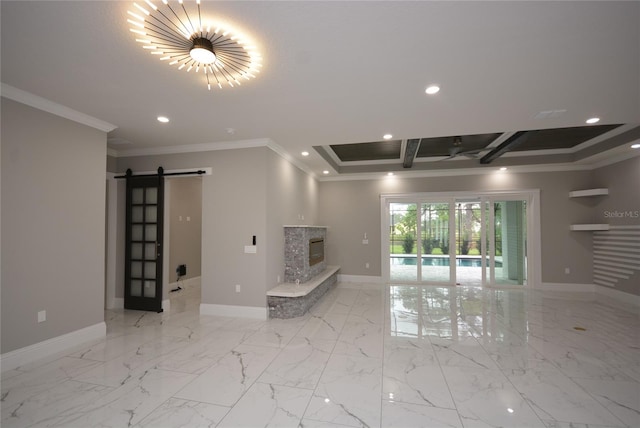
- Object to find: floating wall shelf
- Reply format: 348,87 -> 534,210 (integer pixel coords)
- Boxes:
569,224 -> 610,231
568,188 -> 609,231
569,188 -> 609,198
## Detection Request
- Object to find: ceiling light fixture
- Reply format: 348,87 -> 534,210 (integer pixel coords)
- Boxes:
387,172 -> 394,176
499,167 -> 507,171
586,117 -> 600,124
157,116 -> 169,123
425,85 -> 440,95
383,134 -> 393,140
301,151 -> 309,156
127,0 -> 262,91
631,143 -> 640,149
323,170 -> 330,175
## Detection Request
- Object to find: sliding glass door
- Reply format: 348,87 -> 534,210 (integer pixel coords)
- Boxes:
420,202 -> 453,283
487,199 -> 527,286
389,200 -> 454,284
385,192 -> 534,287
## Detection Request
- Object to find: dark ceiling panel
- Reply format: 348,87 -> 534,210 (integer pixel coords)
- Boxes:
330,140 -> 402,162
416,133 -> 502,158
510,124 -> 622,151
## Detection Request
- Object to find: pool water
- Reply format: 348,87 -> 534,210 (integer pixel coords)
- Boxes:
391,256 -> 502,268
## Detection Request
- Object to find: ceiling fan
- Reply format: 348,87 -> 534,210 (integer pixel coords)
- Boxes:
441,136 -> 484,160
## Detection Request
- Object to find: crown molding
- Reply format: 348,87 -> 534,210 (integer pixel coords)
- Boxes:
588,147 -> 640,169
111,138 -> 272,158
265,140 -> 316,178
0,83 -> 117,133
112,137 -> 317,179
317,162 -> 592,182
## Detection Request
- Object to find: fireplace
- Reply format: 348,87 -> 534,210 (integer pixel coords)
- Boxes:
309,238 -> 324,266
284,226 -> 327,283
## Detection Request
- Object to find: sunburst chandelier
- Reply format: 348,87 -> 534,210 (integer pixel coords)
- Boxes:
127,0 -> 262,90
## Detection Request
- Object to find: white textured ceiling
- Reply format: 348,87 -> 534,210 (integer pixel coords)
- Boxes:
2,1 -> 639,176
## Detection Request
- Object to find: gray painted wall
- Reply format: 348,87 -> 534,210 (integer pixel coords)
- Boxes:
318,169 -> 598,285
117,148 -> 262,309
1,98 -> 107,353
593,156 -> 640,227
106,155 -> 117,173
265,150 -> 319,291
592,156 -> 640,295
116,148 -> 320,309
168,177 -> 202,283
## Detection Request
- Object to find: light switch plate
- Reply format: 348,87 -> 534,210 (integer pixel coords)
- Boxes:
244,245 -> 257,254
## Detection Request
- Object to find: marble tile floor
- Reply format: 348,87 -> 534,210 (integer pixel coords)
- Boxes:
2,281 -> 639,427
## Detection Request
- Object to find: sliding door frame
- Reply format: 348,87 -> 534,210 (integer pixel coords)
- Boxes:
381,189 -> 541,287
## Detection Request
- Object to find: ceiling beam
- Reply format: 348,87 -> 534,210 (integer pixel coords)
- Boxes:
403,138 -> 421,168
479,131 -> 529,164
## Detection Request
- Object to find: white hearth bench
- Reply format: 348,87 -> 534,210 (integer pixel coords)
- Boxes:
267,266 -> 340,318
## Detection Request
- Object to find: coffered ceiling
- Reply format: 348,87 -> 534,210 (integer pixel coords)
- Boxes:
1,1 -> 639,179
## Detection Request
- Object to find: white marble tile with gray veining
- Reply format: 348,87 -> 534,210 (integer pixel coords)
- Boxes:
304,353 -> 382,428
136,397 -> 230,427
217,382 -> 313,428
258,336 -> 334,389
173,343 -> 280,406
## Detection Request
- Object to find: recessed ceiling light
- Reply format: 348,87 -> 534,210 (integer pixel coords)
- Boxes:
323,170 -> 330,175
586,117 -> 600,124
425,85 -> 440,95
301,151 -> 309,156
157,116 -> 169,123
499,167 -> 508,171
631,143 -> 640,149
387,172 -> 394,176
383,134 -> 393,140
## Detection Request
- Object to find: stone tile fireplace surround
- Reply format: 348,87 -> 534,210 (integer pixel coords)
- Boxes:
267,226 -> 339,318
284,226 -> 326,283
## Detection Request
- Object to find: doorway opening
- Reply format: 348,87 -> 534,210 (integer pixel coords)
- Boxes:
105,170 -> 205,312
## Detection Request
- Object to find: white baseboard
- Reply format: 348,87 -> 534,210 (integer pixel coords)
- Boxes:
338,274 -> 384,284
200,303 -> 267,320
106,276 -> 201,311
595,284 -> 640,308
1,322 -> 106,373
538,282 -> 595,293
107,297 -> 124,310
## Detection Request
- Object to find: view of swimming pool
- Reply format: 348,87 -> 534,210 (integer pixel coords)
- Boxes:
390,256 -> 502,268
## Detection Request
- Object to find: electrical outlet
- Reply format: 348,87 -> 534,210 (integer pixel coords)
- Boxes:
235,284 -> 241,293
365,262 -> 370,269
277,275 -> 281,283
38,310 -> 46,323
565,267 -> 570,274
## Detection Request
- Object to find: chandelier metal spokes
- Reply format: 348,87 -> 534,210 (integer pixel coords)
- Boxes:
127,0 -> 262,90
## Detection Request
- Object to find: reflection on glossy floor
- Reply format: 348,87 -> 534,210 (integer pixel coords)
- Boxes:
2,281 -> 639,427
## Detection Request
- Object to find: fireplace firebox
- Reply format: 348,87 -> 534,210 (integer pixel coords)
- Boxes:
309,238 -> 324,266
